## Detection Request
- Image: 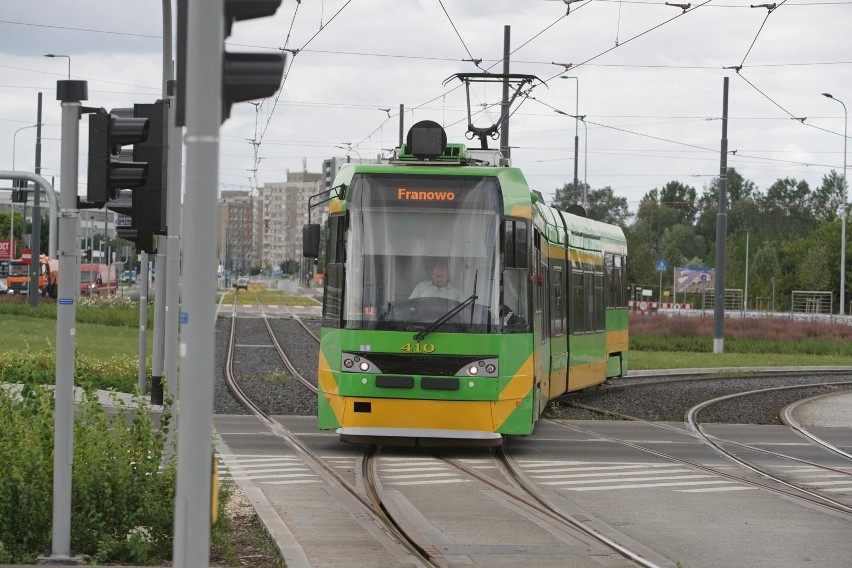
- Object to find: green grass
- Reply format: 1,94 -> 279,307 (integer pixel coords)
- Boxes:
222,285 -> 320,306
0,314 -> 151,359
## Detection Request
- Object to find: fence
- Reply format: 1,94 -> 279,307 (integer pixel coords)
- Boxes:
791,291 -> 833,314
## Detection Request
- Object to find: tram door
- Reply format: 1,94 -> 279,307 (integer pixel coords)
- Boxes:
532,229 -> 550,416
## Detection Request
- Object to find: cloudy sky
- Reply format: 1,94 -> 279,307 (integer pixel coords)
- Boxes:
1,0 -> 850,209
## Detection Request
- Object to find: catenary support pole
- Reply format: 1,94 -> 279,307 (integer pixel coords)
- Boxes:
713,77 -> 730,354
398,103 -> 404,147
499,25 -> 510,163
173,0 -> 220,565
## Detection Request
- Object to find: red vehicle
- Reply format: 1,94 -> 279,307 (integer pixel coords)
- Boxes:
80,263 -> 117,295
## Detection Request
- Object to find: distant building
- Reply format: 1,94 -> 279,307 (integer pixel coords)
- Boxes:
216,157 -> 378,275
260,171 -> 324,271
217,190 -> 254,275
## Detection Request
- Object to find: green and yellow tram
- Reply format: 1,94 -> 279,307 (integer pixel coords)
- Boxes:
303,121 -> 628,446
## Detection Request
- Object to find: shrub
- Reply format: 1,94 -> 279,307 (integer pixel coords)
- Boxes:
0,295 -> 153,328
0,384 -> 178,564
0,350 -> 144,393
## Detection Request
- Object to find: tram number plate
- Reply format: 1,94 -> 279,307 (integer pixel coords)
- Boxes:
401,342 -> 436,353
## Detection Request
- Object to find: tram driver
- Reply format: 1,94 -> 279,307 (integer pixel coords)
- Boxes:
409,260 -> 465,302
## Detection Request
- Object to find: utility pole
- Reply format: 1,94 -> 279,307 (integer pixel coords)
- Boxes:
398,103 -> 404,147
499,25 -> 511,163
713,77 -> 729,354
29,92 -> 43,307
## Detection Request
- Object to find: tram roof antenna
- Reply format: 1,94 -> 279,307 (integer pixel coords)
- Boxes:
442,72 -> 545,150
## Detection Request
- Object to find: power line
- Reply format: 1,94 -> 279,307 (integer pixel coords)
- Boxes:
437,0 -> 481,67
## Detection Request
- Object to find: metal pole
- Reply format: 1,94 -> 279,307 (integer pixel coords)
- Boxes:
822,93 -> 847,315
165,80 -> 185,435
581,116 -> 588,197
138,254 -> 149,393
10,125 -> 37,259
30,93 -> 44,307
48,78 -> 87,563
398,103 -> 404,147
744,232 -> 749,312
173,0 -> 220,565
713,78 -> 730,354
499,25 -> 511,162
152,0 -> 174,406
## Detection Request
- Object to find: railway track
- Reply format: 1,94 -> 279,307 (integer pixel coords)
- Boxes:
221,290 -> 852,565
225,292 -> 664,567
556,379 -> 852,519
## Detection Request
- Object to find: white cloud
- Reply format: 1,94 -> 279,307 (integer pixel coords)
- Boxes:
1,0 -> 849,206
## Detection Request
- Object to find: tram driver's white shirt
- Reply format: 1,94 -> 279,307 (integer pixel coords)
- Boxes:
409,281 -> 465,302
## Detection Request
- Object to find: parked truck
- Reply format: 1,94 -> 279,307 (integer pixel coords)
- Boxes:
6,255 -> 58,298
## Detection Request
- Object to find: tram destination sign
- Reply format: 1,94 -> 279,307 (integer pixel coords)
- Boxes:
352,174 -> 500,211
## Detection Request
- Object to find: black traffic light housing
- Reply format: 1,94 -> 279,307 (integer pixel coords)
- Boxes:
132,100 -> 169,234
108,190 -> 157,254
87,108 -> 149,207
175,0 -> 287,125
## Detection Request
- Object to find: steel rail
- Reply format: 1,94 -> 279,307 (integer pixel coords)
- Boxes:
686,382 -> 852,515
546,418 -> 852,520
255,295 -> 318,394
568,401 -> 852,477
224,297 -> 440,567
781,394 -> 852,462
440,452 -> 667,568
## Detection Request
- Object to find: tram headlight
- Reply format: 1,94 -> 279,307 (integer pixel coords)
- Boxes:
455,357 -> 498,378
342,353 -> 381,373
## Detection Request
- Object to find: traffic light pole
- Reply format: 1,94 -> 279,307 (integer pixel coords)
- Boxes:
44,79 -> 88,563
173,1 -> 220,565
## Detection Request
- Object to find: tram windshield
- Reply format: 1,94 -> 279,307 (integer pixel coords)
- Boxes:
343,173 -> 502,333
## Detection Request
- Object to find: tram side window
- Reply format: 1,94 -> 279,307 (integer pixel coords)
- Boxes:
594,272 -> 605,330
502,219 -> 529,330
571,269 -> 584,333
584,272 -> 594,333
605,254 -> 626,309
323,214 -> 346,326
619,256 -> 627,307
503,219 -> 528,269
551,266 -> 564,336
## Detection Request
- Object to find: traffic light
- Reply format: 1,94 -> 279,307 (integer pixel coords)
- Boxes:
87,108 -> 149,207
108,190 -> 157,254
175,0 -> 287,125
221,0 -> 287,121
131,100 -> 169,234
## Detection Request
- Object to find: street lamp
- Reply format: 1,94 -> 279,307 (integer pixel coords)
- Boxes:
43,54 -> 71,79
560,75 -> 581,205
822,92 -> 848,315
9,124 -> 38,260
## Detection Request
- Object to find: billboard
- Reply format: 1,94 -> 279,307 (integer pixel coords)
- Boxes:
0,240 -> 14,260
674,267 -> 715,293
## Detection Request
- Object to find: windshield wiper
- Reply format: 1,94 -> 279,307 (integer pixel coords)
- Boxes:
413,294 -> 477,342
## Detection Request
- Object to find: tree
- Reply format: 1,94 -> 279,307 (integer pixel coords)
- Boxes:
658,181 -> 698,225
552,181 -> 587,211
810,170 -> 848,222
583,187 -> 631,226
758,177 -> 816,239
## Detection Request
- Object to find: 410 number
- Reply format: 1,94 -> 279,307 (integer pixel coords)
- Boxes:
401,342 -> 436,353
